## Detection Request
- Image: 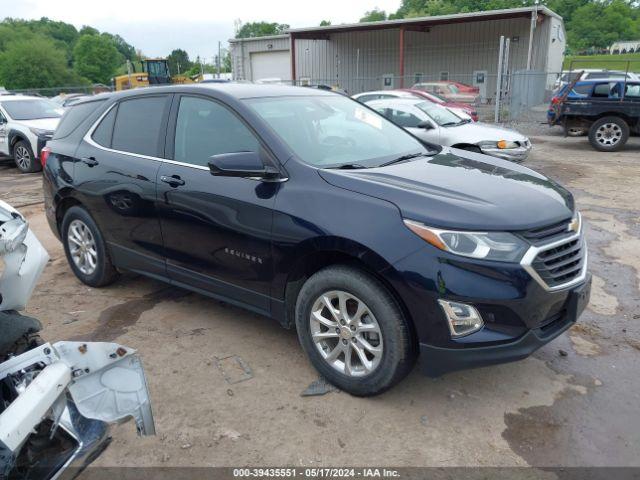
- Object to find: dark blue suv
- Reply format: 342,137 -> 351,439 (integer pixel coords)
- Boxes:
42,84 -> 591,396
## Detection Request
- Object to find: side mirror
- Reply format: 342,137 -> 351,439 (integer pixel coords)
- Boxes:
417,120 -> 434,130
208,151 -> 281,181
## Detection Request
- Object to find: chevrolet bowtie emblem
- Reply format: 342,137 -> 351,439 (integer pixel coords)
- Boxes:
568,216 -> 580,233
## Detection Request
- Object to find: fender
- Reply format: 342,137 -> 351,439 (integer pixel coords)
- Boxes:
7,129 -> 28,152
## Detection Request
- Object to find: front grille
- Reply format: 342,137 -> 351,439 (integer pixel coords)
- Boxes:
521,218 -> 571,243
531,236 -> 585,288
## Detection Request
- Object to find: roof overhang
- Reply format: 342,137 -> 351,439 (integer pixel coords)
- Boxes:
288,6 -> 560,40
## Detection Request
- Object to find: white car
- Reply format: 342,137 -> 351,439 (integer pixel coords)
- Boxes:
368,98 -> 531,162
0,95 -> 63,173
554,69 -> 640,90
352,89 -> 474,121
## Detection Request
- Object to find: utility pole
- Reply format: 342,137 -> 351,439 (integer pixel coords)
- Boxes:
218,41 -> 222,78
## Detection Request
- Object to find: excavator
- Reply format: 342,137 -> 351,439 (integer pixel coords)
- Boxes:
112,58 -> 200,91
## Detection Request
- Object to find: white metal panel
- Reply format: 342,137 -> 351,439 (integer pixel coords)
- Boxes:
250,51 -> 291,81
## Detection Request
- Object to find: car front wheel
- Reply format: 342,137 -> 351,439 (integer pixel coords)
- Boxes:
13,140 -> 41,173
295,265 -> 415,396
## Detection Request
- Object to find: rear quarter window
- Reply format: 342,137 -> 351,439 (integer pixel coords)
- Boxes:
52,100 -> 106,139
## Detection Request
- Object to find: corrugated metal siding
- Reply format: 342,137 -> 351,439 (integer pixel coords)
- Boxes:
294,18 -> 534,95
230,15 -> 563,95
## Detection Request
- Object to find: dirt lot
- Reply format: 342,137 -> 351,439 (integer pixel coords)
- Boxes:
1,132 -> 639,469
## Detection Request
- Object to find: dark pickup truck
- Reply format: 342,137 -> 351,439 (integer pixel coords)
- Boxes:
549,80 -> 640,151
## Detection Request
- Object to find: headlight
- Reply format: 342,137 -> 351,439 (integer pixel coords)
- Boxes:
497,140 -> 519,149
403,219 -> 529,262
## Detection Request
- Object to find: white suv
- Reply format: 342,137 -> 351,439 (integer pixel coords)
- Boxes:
0,95 -> 63,173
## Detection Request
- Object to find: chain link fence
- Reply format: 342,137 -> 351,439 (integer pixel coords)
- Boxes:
4,84 -> 114,98
294,70 -> 561,124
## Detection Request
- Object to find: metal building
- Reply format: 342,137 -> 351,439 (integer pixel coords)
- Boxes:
229,6 -> 565,100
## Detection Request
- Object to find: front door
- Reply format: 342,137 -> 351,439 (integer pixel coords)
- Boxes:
73,95 -> 171,277
157,95 -> 277,314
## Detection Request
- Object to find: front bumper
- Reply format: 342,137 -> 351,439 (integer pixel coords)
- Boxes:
419,274 -> 591,377
480,145 -> 531,162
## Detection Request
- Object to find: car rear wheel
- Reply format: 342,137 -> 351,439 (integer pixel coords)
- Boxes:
13,140 -> 41,173
61,206 -> 119,287
295,265 -> 415,396
588,116 -> 629,152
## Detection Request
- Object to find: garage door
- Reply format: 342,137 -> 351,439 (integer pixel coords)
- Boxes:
250,51 -> 291,82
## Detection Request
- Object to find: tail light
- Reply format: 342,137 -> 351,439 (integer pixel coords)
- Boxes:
551,97 -> 561,105
40,146 -> 51,168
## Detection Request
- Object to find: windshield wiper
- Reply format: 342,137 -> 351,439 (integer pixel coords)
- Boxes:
379,152 -> 426,167
331,163 -> 368,169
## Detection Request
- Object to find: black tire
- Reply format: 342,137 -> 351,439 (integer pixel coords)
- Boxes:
295,265 -> 415,396
61,206 -> 119,287
588,116 -> 629,152
13,140 -> 41,173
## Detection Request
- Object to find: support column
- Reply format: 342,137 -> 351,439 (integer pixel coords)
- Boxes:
526,9 -> 536,70
290,34 -> 296,85
399,26 -> 406,88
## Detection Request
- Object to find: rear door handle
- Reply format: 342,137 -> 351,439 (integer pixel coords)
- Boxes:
81,156 -> 99,167
160,175 -> 185,187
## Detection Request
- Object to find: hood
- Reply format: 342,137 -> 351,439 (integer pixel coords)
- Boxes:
440,122 -> 527,145
318,149 -> 573,231
18,118 -> 60,132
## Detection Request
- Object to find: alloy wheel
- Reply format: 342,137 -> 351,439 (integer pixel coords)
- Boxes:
67,219 -> 98,275
595,123 -> 622,147
14,145 -> 31,170
309,290 -> 383,377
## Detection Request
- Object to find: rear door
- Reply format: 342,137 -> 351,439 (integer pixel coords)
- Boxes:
157,94 -> 277,314
73,94 -> 171,277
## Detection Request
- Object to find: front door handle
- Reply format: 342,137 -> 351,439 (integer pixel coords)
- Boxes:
160,175 -> 185,187
81,156 -> 99,167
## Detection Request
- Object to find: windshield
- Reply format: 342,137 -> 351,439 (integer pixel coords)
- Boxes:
448,84 -> 460,94
415,102 -> 465,126
246,95 -> 431,168
1,99 -> 62,120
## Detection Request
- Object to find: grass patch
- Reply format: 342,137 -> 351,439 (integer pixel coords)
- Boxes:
564,53 -> 640,71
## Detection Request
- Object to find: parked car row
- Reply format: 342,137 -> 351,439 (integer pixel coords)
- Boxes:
354,89 -> 530,162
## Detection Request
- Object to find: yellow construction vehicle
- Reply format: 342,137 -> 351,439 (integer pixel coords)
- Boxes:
112,59 -> 199,91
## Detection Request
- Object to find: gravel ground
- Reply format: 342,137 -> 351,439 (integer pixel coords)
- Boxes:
1,134 -> 639,472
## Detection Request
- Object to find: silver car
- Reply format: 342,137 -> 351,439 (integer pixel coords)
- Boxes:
368,98 -> 531,162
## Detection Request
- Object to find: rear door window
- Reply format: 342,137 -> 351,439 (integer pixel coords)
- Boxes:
53,100 -> 106,139
111,96 -> 170,157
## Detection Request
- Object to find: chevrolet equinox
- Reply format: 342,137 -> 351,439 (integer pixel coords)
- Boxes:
43,85 -> 591,396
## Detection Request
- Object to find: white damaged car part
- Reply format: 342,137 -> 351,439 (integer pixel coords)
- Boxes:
0,199 -> 49,312
0,341 -> 155,477
0,201 -> 155,478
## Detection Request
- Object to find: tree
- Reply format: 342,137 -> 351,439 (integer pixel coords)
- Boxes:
235,21 -> 290,38
73,34 -> 122,84
0,36 -> 86,89
78,25 -> 99,36
320,20 -> 332,26
360,8 -> 388,22
101,32 -> 136,61
167,48 -> 192,75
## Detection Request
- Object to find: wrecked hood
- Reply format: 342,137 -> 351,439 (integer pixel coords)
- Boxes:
318,148 -> 574,231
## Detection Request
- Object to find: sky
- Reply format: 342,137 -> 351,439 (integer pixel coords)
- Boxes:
3,0 -> 401,59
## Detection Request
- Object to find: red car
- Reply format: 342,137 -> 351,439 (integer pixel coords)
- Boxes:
398,89 -> 479,122
444,80 -> 480,94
